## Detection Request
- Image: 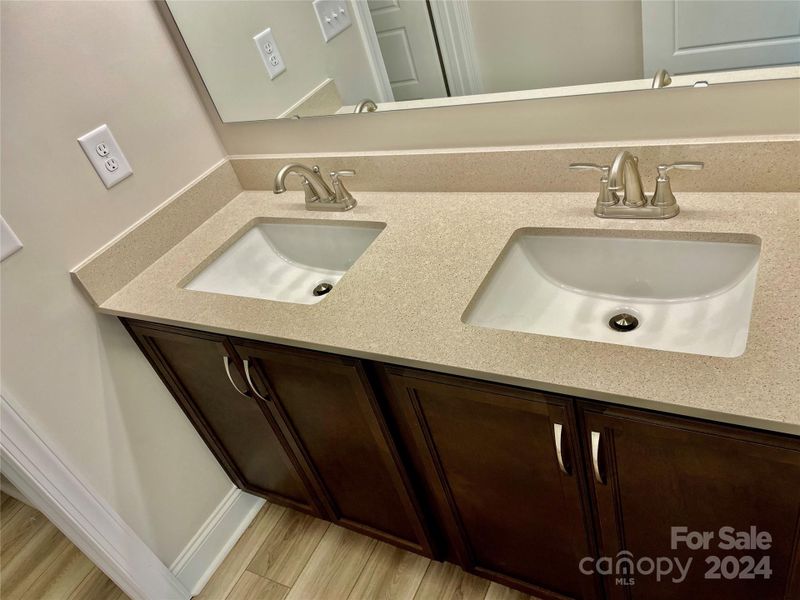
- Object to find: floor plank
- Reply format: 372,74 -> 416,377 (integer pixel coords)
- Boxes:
413,561 -> 490,600
1,513 -> 69,596
226,571 -> 289,600
0,495 -> 127,600
1,501 -> 50,564
1,491 -> 24,524
285,525 -> 377,600
21,543 -> 96,599
347,541 -> 430,600
68,567 -> 127,600
196,502 -> 286,600
484,581 -> 536,600
246,509 -> 329,586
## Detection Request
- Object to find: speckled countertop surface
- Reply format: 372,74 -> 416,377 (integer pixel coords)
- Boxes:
90,191 -> 800,435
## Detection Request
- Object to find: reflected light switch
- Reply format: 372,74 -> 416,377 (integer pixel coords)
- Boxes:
312,0 -> 352,42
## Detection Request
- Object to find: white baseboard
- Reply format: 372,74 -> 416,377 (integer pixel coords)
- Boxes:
0,395 -> 263,599
0,471 -> 32,506
0,394 -> 190,600
170,485 -> 265,595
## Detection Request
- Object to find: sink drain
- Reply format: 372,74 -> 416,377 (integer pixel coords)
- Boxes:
609,313 -> 639,332
312,282 -> 334,297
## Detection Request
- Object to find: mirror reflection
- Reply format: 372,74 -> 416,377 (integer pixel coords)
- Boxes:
166,0 -> 800,122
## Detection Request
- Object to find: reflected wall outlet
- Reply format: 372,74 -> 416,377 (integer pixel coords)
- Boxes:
253,27 -> 286,80
77,124 -> 132,189
312,0 -> 352,42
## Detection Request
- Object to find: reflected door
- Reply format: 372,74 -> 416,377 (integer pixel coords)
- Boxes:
368,0 -> 448,101
642,0 -> 800,75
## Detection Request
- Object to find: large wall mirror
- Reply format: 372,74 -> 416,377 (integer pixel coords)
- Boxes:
166,0 -> 800,123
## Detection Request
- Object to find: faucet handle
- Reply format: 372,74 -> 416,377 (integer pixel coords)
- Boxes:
329,169 -> 357,209
652,162 -> 703,209
569,163 -> 618,208
657,162 -> 704,179
569,163 -> 610,178
298,176 -> 319,202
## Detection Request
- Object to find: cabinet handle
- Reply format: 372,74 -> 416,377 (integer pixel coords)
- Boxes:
591,430 -> 604,484
553,423 -> 569,475
222,356 -> 249,397
243,359 -> 270,402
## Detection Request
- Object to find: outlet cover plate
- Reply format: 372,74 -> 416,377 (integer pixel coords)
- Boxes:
77,124 -> 132,189
253,28 -> 286,80
312,0 -> 352,42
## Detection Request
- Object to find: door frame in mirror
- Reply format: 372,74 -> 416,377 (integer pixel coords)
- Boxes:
349,1 -> 393,103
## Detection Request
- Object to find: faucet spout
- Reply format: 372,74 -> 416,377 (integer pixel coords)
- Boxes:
354,99 -> 377,113
651,68 -> 672,89
273,163 -> 334,200
608,151 -> 647,207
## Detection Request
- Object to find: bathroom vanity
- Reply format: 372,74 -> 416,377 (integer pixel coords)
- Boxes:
71,145 -> 800,599
123,318 -> 800,600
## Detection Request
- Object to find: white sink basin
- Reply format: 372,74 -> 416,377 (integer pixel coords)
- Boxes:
463,230 -> 761,357
184,220 -> 384,304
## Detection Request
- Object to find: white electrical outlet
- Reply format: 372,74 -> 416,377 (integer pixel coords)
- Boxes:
77,124 -> 132,189
312,0 -> 352,42
253,28 -> 286,80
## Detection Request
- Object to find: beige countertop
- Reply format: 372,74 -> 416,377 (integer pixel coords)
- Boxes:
80,190 -> 800,435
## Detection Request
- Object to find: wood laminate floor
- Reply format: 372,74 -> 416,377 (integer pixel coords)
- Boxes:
1,490 -> 541,600
0,492 -> 127,600
197,502 -> 541,600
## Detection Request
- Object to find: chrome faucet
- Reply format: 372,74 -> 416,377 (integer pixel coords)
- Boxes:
354,99 -> 377,113
570,151 -> 703,219
273,163 -> 357,211
608,150 -> 647,208
651,68 -> 672,89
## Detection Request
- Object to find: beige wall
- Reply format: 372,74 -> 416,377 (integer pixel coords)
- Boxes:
0,0 -> 232,564
468,0 -> 644,94
167,0 -> 378,122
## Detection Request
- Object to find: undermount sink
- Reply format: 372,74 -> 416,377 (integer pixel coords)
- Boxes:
463,230 -> 761,357
184,220 -> 384,304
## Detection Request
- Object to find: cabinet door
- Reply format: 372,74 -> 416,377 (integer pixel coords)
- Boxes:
383,365 -> 600,600
123,320 -> 318,515
231,340 -> 433,556
581,403 -> 800,600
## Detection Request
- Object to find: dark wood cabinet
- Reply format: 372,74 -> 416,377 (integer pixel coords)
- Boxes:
123,320 -> 318,515
381,365 -> 600,600
580,403 -> 800,600
230,339 -> 433,556
124,317 -> 800,600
